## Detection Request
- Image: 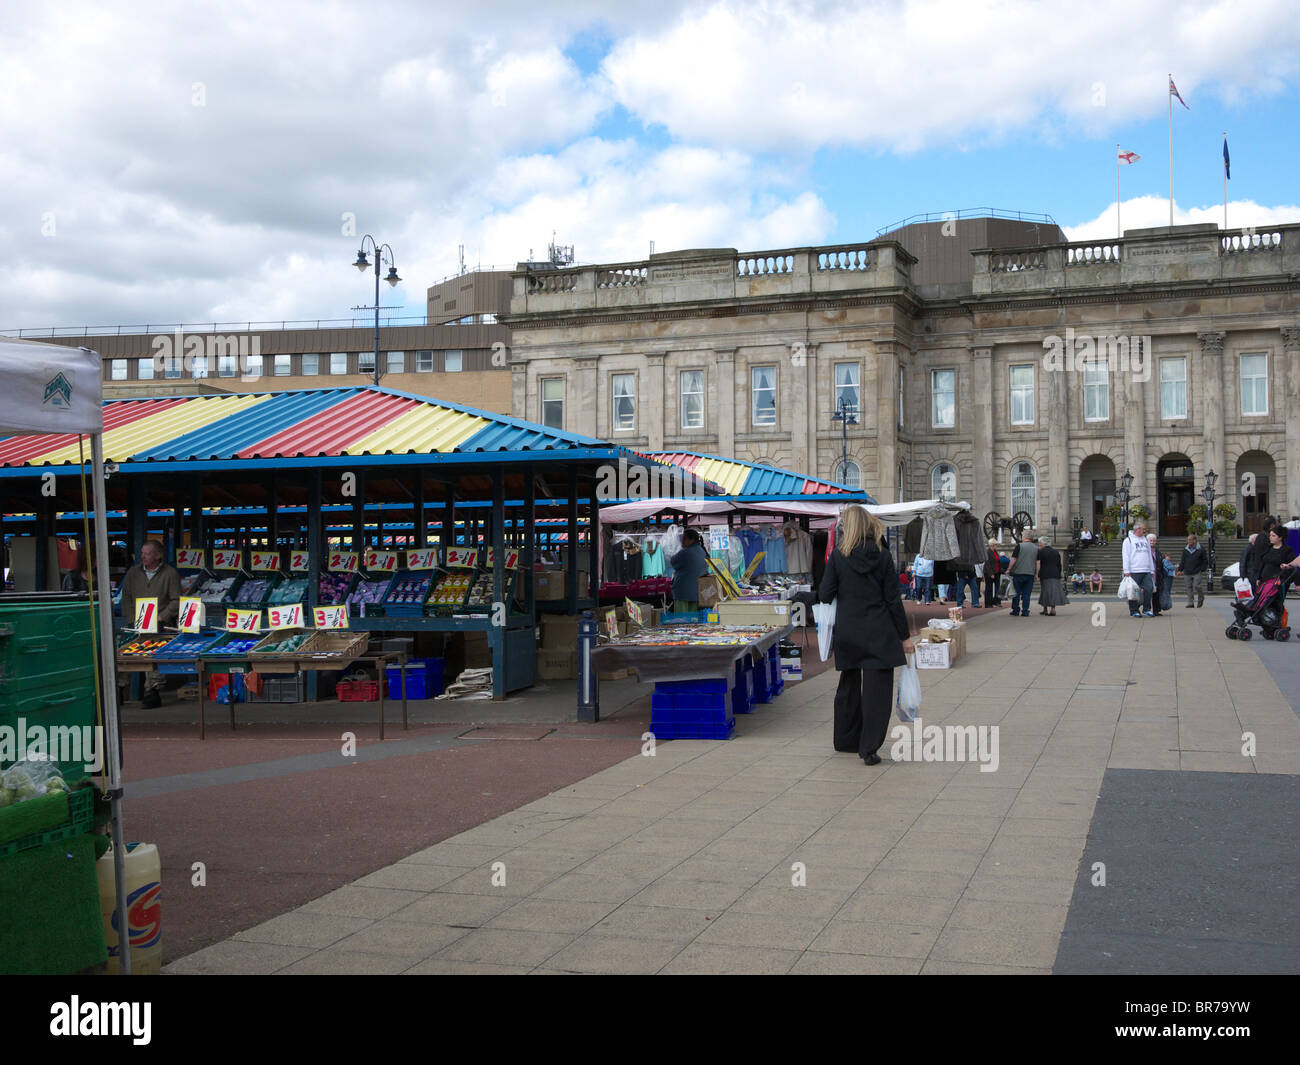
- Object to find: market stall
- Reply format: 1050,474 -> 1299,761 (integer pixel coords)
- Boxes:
0,338 -> 127,974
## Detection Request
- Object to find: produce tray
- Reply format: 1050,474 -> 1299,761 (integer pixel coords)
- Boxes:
383,572 -> 435,618
224,573 -> 282,609
461,569 -> 516,614
154,631 -> 224,674
248,628 -> 312,673
201,631 -> 263,659
298,631 -> 369,667
317,572 -> 358,606
346,577 -> 393,617
0,786 -> 96,860
428,570 -> 473,615
195,573 -> 243,606
265,576 -> 310,606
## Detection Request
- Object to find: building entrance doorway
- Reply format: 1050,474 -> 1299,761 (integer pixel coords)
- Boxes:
1157,456 -> 1194,536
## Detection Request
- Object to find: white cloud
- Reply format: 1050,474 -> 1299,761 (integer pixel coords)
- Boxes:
1065,195 -> 1300,242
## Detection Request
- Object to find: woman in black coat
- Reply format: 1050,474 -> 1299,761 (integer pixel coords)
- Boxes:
819,506 -> 914,765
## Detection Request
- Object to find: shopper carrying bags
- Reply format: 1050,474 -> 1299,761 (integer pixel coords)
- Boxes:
818,506 -> 914,766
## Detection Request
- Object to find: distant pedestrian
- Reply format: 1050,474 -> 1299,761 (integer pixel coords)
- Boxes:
1036,536 -> 1067,616
669,529 -> 710,613
1007,529 -> 1039,618
1148,533 -> 1174,615
912,554 -> 934,604
983,540 -> 1002,606
1122,521 -> 1156,617
1177,532 -> 1208,608
1089,569 -> 1104,594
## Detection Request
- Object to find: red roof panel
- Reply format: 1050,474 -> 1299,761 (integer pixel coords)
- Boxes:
0,397 -> 189,468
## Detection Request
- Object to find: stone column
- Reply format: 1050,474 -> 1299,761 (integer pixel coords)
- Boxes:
1123,350 -> 1146,513
1283,328 -> 1300,518
715,348 -> 735,458
510,359 -> 527,421
970,346 -> 993,511
1048,347 -> 1069,528
1198,331 -> 1226,495
875,341 -> 900,504
644,352 -> 666,452
574,356 -> 599,436
803,343 -> 819,477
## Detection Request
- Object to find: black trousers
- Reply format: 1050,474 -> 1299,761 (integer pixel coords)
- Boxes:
984,574 -> 999,604
834,667 -> 895,758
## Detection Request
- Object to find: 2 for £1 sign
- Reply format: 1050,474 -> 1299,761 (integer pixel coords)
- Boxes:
328,551 -> 359,573
213,549 -> 243,570
365,549 -> 398,572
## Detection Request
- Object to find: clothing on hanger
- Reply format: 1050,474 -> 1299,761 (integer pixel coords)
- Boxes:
762,526 -> 787,573
919,504 -> 960,561
640,538 -> 667,577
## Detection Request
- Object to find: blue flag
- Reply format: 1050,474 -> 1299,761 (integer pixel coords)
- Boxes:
1224,136 -> 1231,180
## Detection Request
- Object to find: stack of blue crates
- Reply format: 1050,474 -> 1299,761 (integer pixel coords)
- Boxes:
651,676 -> 736,740
768,644 -> 784,698
732,658 -> 756,715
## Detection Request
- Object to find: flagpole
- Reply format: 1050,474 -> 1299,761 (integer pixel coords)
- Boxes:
1223,131 -> 1228,232
1168,74 -> 1174,228
1117,143 -> 1122,239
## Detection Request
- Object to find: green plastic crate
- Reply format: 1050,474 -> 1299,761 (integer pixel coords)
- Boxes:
0,785 -> 96,859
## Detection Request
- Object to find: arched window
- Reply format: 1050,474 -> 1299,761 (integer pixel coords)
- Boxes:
1010,461 -> 1037,524
834,460 -> 861,490
931,463 -> 957,502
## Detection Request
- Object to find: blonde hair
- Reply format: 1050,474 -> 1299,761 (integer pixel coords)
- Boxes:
838,505 -> 885,555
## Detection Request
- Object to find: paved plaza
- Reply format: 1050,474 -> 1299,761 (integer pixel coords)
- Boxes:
162,598 -> 1300,975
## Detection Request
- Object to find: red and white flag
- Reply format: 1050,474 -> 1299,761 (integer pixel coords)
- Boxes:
1169,77 -> 1189,109
1118,149 -> 1140,164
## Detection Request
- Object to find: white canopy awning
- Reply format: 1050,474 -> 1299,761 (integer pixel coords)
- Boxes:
0,340 -> 102,435
601,496 -> 971,527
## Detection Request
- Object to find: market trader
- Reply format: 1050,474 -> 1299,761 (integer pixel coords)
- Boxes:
670,529 -> 711,613
119,539 -> 182,709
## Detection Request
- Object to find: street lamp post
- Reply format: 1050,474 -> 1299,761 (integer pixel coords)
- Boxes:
830,397 -> 858,487
1202,468 -> 1219,588
1117,468 -> 1134,540
352,235 -> 401,387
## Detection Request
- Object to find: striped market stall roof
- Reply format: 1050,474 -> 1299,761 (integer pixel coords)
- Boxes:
642,450 -> 873,502
0,386 -> 617,470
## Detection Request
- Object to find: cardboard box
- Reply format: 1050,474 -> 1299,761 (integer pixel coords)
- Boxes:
919,621 -> 965,660
599,668 -> 633,681
537,649 -> 577,680
463,631 -> 492,668
535,569 -> 568,601
540,614 -> 579,650
697,576 -> 721,608
715,601 -> 791,627
915,639 -> 953,669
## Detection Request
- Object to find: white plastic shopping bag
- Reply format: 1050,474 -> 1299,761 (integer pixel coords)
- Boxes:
813,599 -> 836,662
1117,576 -> 1138,601
896,654 -> 922,722
1234,578 -> 1253,601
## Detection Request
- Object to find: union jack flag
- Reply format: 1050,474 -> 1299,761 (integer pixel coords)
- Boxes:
1169,77 -> 1189,109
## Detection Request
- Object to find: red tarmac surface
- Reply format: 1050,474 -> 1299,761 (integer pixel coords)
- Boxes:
127,601 -> 1000,965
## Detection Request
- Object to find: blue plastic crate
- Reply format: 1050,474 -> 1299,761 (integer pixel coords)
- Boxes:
658,610 -> 709,624
385,658 -> 446,700
656,677 -> 730,696
650,715 -> 736,741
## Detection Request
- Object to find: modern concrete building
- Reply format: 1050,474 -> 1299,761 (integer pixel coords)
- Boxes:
502,216 -> 1300,535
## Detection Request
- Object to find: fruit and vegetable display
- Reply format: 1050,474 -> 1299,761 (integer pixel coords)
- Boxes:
429,572 -> 472,606
465,570 -> 514,609
267,577 -> 309,604
233,578 -> 272,604
156,634 -> 219,657
205,635 -> 261,656
386,574 -> 432,605
318,572 -> 353,604
179,571 -> 205,594
1,760 -> 69,806
117,636 -> 172,657
195,576 -> 238,604
255,632 -> 310,654
607,624 -> 780,647
347,577 -> 391,607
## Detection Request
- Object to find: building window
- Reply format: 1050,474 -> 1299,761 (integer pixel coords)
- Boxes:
834,362 -> 860,416
931,369 -> 955,428
358,351 -> 375,376
1240,353 -> 1268,416
415,350 -> 433,372
1083,363 -> 1109,421
680,370 -> 704,429
302,353 -> 319,376
138,357 -> 154,381
1010,364 -> 1035,425
751,365 -> 777,427
611,373 -> 635,432
834,460 -> 861,490
163,355 -> 181,380
898,376 -> 904,429
218,354 -> 237,377
540,378 -> 564,429
244,354 -> 263,378
109,359 -> 128,381
192,355 -> 208,379
330,352 -> 348,375
1160,357 -> 1187,419
931,463 -> 957,502
274,354 -> 291,376
1010,461 -> 1037,524
444,350 -> 462,372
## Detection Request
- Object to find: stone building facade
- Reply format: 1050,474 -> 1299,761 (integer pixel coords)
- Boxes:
502,220 -> 1300,535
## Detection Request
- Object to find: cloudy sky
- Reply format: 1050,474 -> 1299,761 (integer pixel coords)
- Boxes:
3,0 -> 1299,330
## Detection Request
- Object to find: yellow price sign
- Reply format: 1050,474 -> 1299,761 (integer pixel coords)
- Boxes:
405,548 -> 437,570
288,551 -> 311,572
266,603 -> 304,630
224,608 -> 262,633
313,605 -> 349,629
176,548 -> 206,569
134,597 -> 160,633
213,549 -> 243,570
249,550 -> 281,571
365,549 -> 399,572
328,551 -> 359,573
178,597 -> 204,633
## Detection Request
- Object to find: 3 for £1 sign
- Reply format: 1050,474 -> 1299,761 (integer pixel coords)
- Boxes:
266,603 -> 304,630
313,605 -> 349,629
225,608 -> 261,633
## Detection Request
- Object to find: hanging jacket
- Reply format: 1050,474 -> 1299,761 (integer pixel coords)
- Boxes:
919,505 -> 960,561
954,511 -> 986,566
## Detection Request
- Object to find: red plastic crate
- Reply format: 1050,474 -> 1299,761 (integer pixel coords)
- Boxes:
337,680 -> 379,702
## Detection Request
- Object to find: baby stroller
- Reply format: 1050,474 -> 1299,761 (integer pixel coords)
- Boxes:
1226,574 -> 1293,641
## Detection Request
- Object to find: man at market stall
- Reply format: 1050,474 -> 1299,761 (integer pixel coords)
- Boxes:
118,539 -> 182,709
669,528 -> 710,613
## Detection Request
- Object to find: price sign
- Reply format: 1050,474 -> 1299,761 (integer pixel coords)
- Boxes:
313,605 -> 349,629
602,608 -> 620,639
484,548 -> 520,569
405,548 -> 438,570
446,547 -> 479,568
625,598 -> 647,628
266,603 -> 304,630
328,550 -> 359,573
224,608 -> 261,632
213,549 -> 243,570
708,525 -> 730,553
178,597 -> 204,633
289,550 -> 311,573
134,598 -> 159,634
176,548 -> 206,569
365,549 -> 399,572
249,550 -> 281,571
